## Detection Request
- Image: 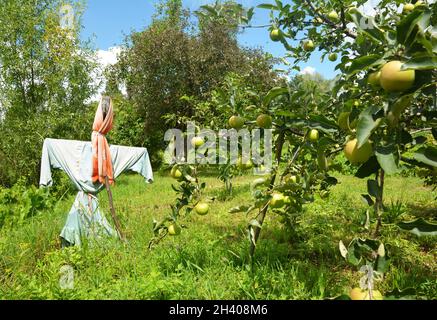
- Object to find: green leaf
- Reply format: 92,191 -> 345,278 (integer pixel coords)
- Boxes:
349,12 -> 385,42
397,10 -> 423,45
263,87 -> 289,107
348,55 -> 383,76
377,243 -> 385,257
367,179 -> 380,198
405,10 -> 432,52
282,115 -> 338,133
346,246 -> 361,266
307,114 -> 339,133
375,145 -> 400,175
324,176 -> 338,186
376,254 -> 389,274
229,205 -> 251,214
400,130 -> 414,145
249,219 -> 262,229
398,218 -> 437,236
413,136 -> 428,145
361,194 -> 375,207
416,10 -> 431,34
274,0 -> 283,10
246,7 -> 254,21
257,3 -> 278,10
355,156 -> 380,179
329,294 -> 351,300
414,146 -> 437,167
402,55 -> 437,70
199,5 -> 218,17
384,288 -> 418,300
356,106 -> 383,148
363,209 -> 371,230
249,226 -> 257,246
245,205 -> 257,216
276,110 -> 296,118
432,26 -> 437,54
251,178 -> 269,189
187,260 -> 205,273
339,240 -> 348,259
416,33 -> 434,55
171,184 -> 181,192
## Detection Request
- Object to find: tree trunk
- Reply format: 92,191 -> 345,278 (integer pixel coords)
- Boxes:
249,131 -> 285,258
373,169 -> 385,237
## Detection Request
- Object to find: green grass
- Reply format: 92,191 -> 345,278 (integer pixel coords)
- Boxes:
0,172 -> 436,300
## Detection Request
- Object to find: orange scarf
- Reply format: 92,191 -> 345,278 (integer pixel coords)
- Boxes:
91,97 -> 114,185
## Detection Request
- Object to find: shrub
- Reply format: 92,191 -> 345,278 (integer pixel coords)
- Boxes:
0,183 -> 55,230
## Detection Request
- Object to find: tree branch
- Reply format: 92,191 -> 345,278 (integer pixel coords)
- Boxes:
410,128 -> 433,135
240,24 -> 271,29
304,0 -> 357,39
285,127 -> 305,137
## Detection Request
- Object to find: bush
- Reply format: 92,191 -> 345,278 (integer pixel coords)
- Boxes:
0,183 -> 55,230
331,153 -> 356,175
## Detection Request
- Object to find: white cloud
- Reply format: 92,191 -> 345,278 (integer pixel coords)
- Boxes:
96,46 -> 122,68
89,46 -> 126,101
300,66 -> 316,76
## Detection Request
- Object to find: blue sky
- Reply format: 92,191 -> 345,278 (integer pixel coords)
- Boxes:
80,0 -> 338,79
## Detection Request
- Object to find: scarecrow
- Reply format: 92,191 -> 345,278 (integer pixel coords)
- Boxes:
39,96 -> 153,246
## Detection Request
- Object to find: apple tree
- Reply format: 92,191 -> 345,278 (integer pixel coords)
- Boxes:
148,162 -> 212,248
257,0 -> 436,238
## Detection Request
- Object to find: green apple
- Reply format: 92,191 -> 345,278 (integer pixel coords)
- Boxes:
328,10 -> 339,21
308,129 -> 320,142
270,29 -> 281,42
328,53 -> 338,62
194,202 -> 209,216
168,223 -> 181,236
344,139 -> 373,165
403,3 -> 415,12
229,116 -> 245,129
191,137 -> 205,148
317,151 -> 328,171
170,165 -> 183,180
243,159 -> 254,170
303,40 -> 315,52
256,114 -> 273,129
270,193 -> 286,208
286,175 -> 298,184
338,112 -> 351,131
368,71 -> 381,88
349,288 -> 384,300
380,61 -> 415,93
237,157 -> 253,170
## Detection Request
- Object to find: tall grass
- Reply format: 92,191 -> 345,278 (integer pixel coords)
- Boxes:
0,172 -> 436,299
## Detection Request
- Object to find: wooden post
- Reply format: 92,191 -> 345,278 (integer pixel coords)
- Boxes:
105,177 -> 126,242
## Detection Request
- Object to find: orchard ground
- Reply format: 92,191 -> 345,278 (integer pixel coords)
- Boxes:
0,170 -> 436,299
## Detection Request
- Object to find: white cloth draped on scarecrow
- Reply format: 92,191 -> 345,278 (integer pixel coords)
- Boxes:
39,97 -> 153,246
40,138 -> 153,246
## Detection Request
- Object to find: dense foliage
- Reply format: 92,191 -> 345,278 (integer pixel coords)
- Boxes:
0,0 -> 98,187
106,0 -> 279,163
